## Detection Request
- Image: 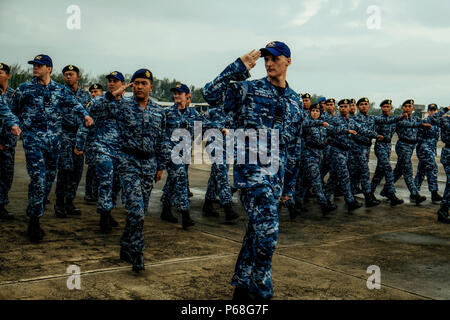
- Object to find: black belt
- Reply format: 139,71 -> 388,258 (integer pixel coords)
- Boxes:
306,142 -> 326,150
62,124 -> 78,133
399,138 -> 417,145
331,143 -> 350,151
121,147 -> 151,160
354,139 -> 372,147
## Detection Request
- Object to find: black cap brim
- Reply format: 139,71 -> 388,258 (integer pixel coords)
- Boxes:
28,60 -> 45,66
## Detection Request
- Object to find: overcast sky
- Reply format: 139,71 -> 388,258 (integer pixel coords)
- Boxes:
1,0 -> 450,107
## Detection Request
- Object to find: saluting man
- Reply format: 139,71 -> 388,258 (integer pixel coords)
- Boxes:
203,41 -> 304,300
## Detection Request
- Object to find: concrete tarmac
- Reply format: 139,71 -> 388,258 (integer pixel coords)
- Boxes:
0,141 -> 449,300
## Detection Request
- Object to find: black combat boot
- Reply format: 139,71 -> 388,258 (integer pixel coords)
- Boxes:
294,201 -> 308,214
28,216 -> 45,242
109,213 -> 119,228
437,205 -> 450,224
131,251 -> 145,273
387,193 -> 404,207
202,199 -> 219,217
287,205 -> 297,221
65,198 -> 81,216
0,204 -> 14,220
353,187 -> 363,195
410,194 -> 426,205
364,193 -> 381,208
232,287 -> 251,301
432,191 -> 443,202
180,210 -> 195,229
187,186 -> 194,198
321,201 -> 338,216
54,196 -> 67,218
84,194 -> 97,203
99,210 -> 112,233
347,200 -> 362,213
160,204 -> 178,223
224,203 -> 239,221
380,189 -> 388,198
120,247 -> 133,264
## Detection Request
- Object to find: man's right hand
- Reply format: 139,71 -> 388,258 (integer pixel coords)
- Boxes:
112,82 -> 133,98
11,126 -> 21,136
348,130 -> 357,135
74,148 -> 83,156
240,50 -> 261,71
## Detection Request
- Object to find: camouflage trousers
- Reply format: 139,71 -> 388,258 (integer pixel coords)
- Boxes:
415,142 -> 439,193
205,163 -> 233,205
161,163 -> 189,211
324,147 -> 355,204
23,143 -> 59,217
349,144 -> 371,194
231,184 -> 281,300
95,152 -> 121,213
441,147 -> 450,208
0,147 -> 15,205
55,153 -> 84,200
85,164 -> 98,199
371,142 -> 396,194
393,142 -> 418,196
118,153 -> 157,253
297,153 -> 327,206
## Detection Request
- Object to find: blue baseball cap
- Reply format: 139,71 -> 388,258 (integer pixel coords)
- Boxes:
317,97 -> 326,104
28,54 -> 53,67
106,71 -> 125,82
260,41 -> 291,58
170,83 -> 190,94
131,68 -> 153,82
428,103 -> 438,111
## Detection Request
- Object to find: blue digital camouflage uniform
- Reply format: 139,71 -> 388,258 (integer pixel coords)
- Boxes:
202,58 -> 303,299
203,108 -> 233,205
55,86 -> 92,201
371,114 -> 399,195
160,103 -> 204,211
76,101 -> 98,200
320,112 -> 335,181
0,87 -> 16,208
393,116 -> 427,196
415,119 -> 440,193
324,115 -> 376,204
350,113 -> 400,195
77,94 -> 123,215
97,93 -> 166,253
296,117 -> 328,206
425,109 -> 449,211
11,78 -> 90,217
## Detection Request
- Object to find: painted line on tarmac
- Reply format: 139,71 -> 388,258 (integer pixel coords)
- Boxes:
276,225 -> 433,249
275,252 -> 435,300
0,253 -> 236,287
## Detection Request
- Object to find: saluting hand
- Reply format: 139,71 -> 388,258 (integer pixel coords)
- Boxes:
240,50 -> 261,71
10,126 -> 21,136
112,82 -> 133,98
